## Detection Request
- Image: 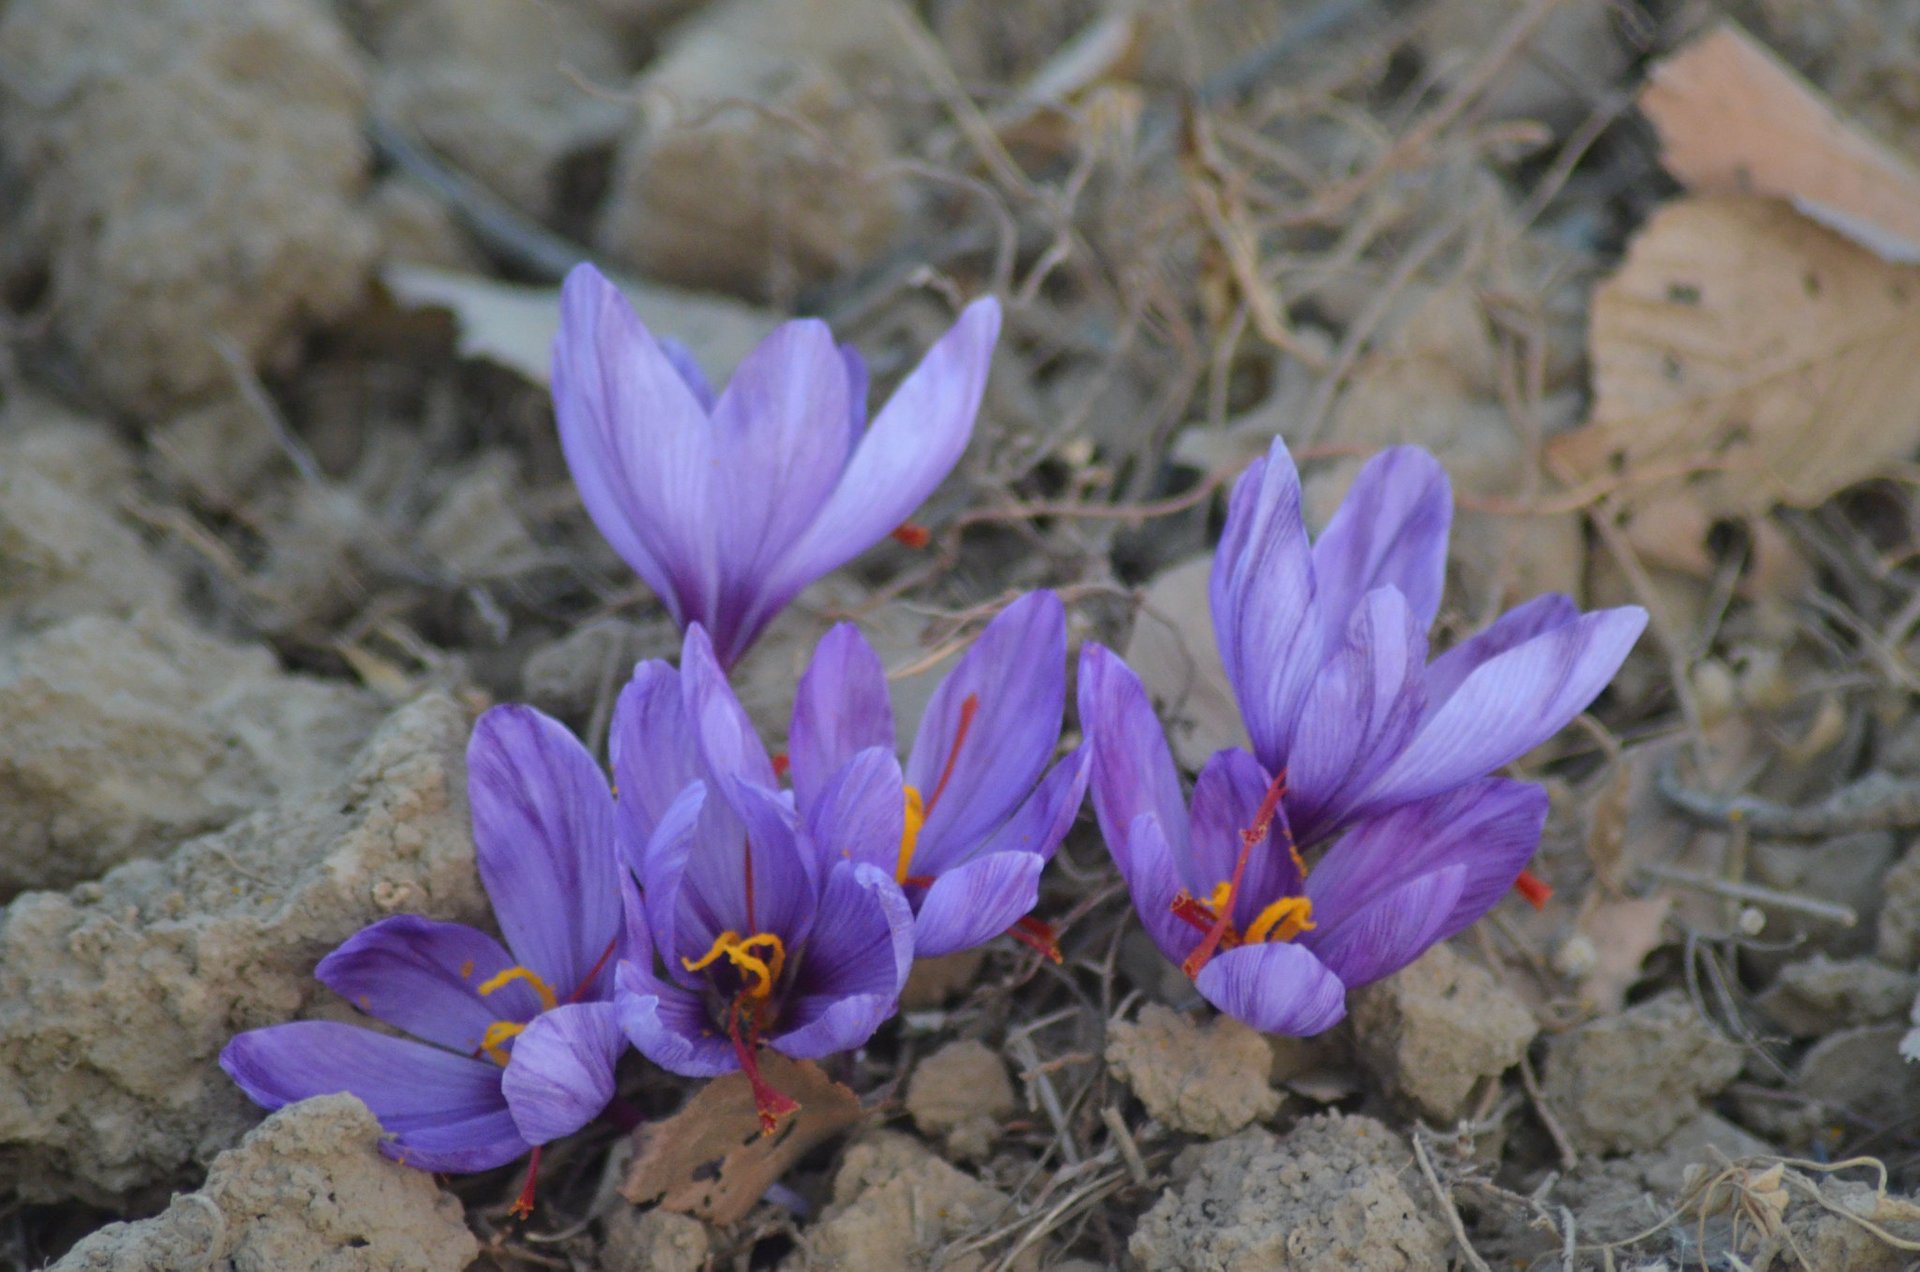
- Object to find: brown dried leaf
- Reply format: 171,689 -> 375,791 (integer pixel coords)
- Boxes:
1572,893 -> 1672,1015
620,1055 -> 867,1225
1548,195 -> 1920,517
1641,22 -> 1920,262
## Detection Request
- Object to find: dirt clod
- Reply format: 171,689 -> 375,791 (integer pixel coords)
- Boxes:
1756,954 -> 1917,1037
1349,943 -> 1538,1122
908,1039 -> 1016,1160
1541,991 -> 1745,1154
1106,1004 -> 1281,1137
600,1206 -> 712,1272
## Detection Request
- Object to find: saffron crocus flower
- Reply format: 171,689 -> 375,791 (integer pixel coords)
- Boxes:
612,625 -> 914,1133
787,590 -> 1090,959
221,706 -> 628,1192
552,262 -> 1002,669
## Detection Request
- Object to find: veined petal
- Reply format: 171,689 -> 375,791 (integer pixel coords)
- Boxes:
910,851 -> 1046,958
658,337 -> 716,411
753,298 -> 1001,632
1357,607 -> 1647,811
315,916 -> 523,1053
615,960 -> 736,1077
708,319 -> 852,667
1304,779 -> 1548,945
1304,865 -> 1465,988
1421,592 -> 1579,714
1309,446 -> 1451,641
789,623 -> 895,810
500,1001 -> 626,1145
468,705 -> 622,1000
971,743 -> 1091,863
767,992 -> 898,1060
1210,438 -> 1324,769
679,625 -> 778,790
906,591 -> 1067,871
805,746 -> 906,876
776,862 -> 913,1042
220,1023 -> 525,1173
1186,748 -> 1302,927
636,781 -> 709,991
610,660 -> 699,852
1125,812 -> 1204,967
1283,586 -> 1428,842
551,263 -> 717,628
1193,942 -> 1348,1037
1077,643 -> 1190,868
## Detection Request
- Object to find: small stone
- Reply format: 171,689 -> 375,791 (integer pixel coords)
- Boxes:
1129,1113 -> 1449,1271
1797,1023 -> 1920,1111
600,1207 -> 711,1272
1877,837 -> 1920,969
1635,1113 -> 1777,1196
1756,955 -> 1917,1037
907,1040 -> 1014,1161
50,1094 -> 477,1271
1106,1004 -> 1282,1138
1349,943 -> 1538,1121
1751,830 -> 1895,959
1541,992 -> 1744,1153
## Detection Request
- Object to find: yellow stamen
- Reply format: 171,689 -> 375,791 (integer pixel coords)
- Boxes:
895,785 -> 927,884
681,930 -> 787,1000
1245,896 -> 1316,944
479,1020 -> 526,1066
477,965 -> 558,1011
1204,880 -> 1233,912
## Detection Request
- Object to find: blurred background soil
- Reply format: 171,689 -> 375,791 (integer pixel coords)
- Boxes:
6,0 -> 1920,1267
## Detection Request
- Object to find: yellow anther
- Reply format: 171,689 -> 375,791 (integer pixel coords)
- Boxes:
1204,880 -> 1233,913
1245,896 -> 1316,945
479,1020 -> 526,1066
895,785 -> 927,884
477,966 -> 558,1012
682,930 -> 787,1000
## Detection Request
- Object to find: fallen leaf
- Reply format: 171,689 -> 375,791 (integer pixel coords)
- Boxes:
1641,22 -> 1920,262
620,1054 -> 867,1225
381,263 -> 780,387
1571,893 -> 1672,1015
1548,194 -> 1920,518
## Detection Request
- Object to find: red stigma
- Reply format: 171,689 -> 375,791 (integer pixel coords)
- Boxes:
771,752 -> 791,780
1182,768 -> 1288,980
890,522 -> 931,548
566,935 -> 620,1003
728,1000 -> 798,1136
1513,868 -> 1553,910
508,1145 -> 542,1219
1006,915 -> 1063,963
926,694 -> 980,815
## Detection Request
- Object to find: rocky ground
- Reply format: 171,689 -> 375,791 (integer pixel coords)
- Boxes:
6,0 -> 1920,1268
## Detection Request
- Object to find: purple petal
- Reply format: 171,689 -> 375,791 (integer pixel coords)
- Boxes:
756,298 -> 1001,626
1077,643 -> 1190,870
1304,865 -> 1465,988
1124,812 -> 1204,967
315,916 -> 523,1053
499,1001 -> 625,1145
1304,779 -> 1548,943
1186,748 -> 1302,929
840,343 -> 869,447
1309,446 -> 1451,642
468,705 -> 622,1000
1357,607 -> 1648,811
658,337 -> 716,411
789,623 -> 895,810
768,993 -> 899,1061
906,591 -> 1067,872
1283,587 -> 1428,842
1192,942 -> 1348,1036
220,1023 -> 525,1173
1210,438 -> 1324,770
679,625 -> 777,791
804,746 -> 906,876
971,743 -> 1091,862
1422,592 -> 1580,714
635,781 -> 709,991
910,851 -> 1046,958
610,660 -> 699,853
773,862 -> 912,1053
615,960 -> 736,1077
551,263 -> 717,628
707,319 -> 853,667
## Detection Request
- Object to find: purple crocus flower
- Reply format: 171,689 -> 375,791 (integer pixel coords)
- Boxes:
552,263 -> 1002,669
221,706 -> 628,1194
611,625 -> 914,1133
1077,437 -> 1647,1034
787,590 -> 1090,959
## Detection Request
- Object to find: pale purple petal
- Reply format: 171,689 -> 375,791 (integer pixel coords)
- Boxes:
615,960 -> 736,1077
1124,812 -> 1204,966
315,916 -> 523,1053
768,993 -> 899,1060
840,343 -> 869,447
468,705 -> 621,999
220,1023 -> 526,1173
1210,438 -> 1324,769
1421,592 -> 1580,713
1185,748 -> 1301,929
756,298 -> 1001,625
635,781 -> 708,990
805,746 -> 906,876
906,591 -> 1066,871
1283,586 -> 1428,842
772,862 -> 912,1053
551,263 -> 717,627
1304,779 -> 1547,943
1356,607 -> 1648,811
1304,865 -> 1466,988
910,851 -> 1046,958
658,337 -> 716,410
789,623 -> 894,809
1077,643 -> 1190,869
970,743 -> 1090,862
610,660 -> 699,851
1309,446 -> 1451,641
679,625 -> 777,790
1193,942 -> 1348,1036
500,1001 -> 625,1145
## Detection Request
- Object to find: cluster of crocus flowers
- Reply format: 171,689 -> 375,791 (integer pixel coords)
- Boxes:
1079,439 -> 1646,1033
